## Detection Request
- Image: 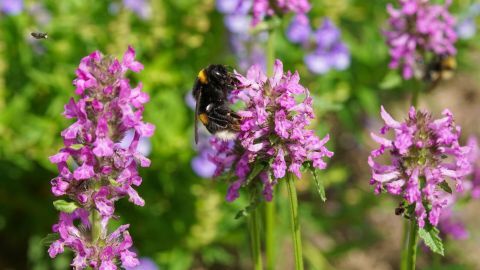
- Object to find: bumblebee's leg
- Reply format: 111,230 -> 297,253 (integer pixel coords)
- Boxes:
210,106 -> 240,131
209,109 -> 240,130
205,119 -> 229,134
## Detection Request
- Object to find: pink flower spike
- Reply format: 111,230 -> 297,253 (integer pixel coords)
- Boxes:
48,46 -> 153,267
368,106 -> 469,230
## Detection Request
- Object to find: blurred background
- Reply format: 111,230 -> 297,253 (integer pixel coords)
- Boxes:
1,0 -> 480,269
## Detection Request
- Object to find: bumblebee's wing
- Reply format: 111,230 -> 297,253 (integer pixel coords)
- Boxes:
194,89 -> 201,144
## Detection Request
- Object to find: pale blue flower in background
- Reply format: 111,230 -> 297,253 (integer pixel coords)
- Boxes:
1,0 -> 23,15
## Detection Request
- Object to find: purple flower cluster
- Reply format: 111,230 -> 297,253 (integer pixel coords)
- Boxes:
191,131 -> 217,178
48,46 -> 154,269
437,136 -> 479,240
438,205 -> 468,240
209,60 -> 333,202
216,0 -> 266,71
456,3 -> 480,40
369,106 -> 470,228
384,0 -> 457,79
288,17 -> 350,74
123,0 -> 151,20
252,0 -> 310,26
216,0 -> 310,26
466,136 -> 480,198
1,0 -> 22,15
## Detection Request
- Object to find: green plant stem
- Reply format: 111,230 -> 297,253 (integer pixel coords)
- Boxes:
409,78 -> 424,107
265,200 -> 275,270
266,25 -> 276,77
405,219 -> 419,270
265,21 -> 277,270
249,207 -> 263,270
286,173 -> 304,270
91,180 -> 102,243
91,208 -> 101,243
400,219 -> 409,270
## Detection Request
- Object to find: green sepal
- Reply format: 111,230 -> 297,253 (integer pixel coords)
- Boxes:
418,224 -> 444,256
438,181 -> 453,194
108,177 -> 121,187
68,144 -> 84,150
41,233 -> 59,246
53,199 -> 79,213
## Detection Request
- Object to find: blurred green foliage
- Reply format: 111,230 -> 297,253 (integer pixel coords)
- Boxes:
0,0 -> 479,269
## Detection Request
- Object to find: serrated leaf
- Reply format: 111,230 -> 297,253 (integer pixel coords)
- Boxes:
438,181 -> 453,194
41,233 -> 59,246
311,167 -> 326,202
53,200 -> 79,213
419,226 -> 444,255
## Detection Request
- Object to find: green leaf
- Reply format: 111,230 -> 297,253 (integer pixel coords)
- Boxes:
419,226 -> 444,256
41,233 -> 59,246
310,167 -> 326,202
379,71 -> 402,90
438,181 -> 453,194
53,200 -> 79,213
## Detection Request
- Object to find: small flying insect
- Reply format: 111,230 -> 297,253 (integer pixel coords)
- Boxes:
31,32 -> 48,39
424,54 -> 456,89
193,64 -> 241,144
395,201 -> 411,219
395,205 -> 405,216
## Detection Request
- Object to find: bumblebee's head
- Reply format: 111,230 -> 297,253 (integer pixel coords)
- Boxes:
207,65 -> 229,84
196,64 -> 238,90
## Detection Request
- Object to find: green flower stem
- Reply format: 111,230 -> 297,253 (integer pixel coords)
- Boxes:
286,173 -> 304,270
265,200 -> 275,270
249,206 -> 263,270
411,88 -> 419,108
91,180 -> 102,243
401,219 -> 409,270
405,219 -> 419,270
265,20 -> 277,270
266,23 -> 277,77
409,78 -> 421,107
91,208 -> 101,242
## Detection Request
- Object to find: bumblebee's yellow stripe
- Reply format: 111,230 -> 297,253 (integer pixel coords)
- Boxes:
198,69 -> 208,84
199,113 -> 209,124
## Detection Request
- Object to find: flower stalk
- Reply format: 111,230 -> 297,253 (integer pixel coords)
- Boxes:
249,205 -> 263,270
287,173 -> 304,270
405,218 -> 419,270
48,46 -> 154,269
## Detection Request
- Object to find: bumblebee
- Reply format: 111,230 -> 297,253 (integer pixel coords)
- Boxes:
424,54 -> 456,83
193,65 -> 241,144
31,32 -> 48,39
